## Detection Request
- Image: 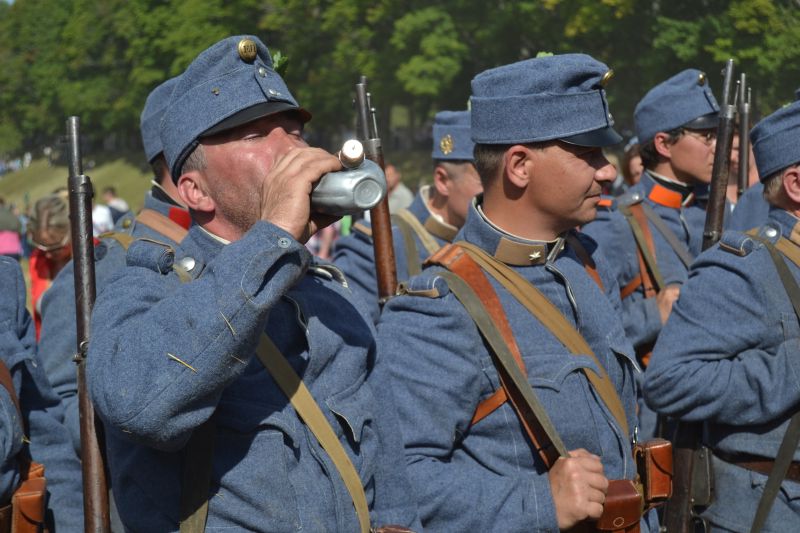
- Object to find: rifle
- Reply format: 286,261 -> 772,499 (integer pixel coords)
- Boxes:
354,77 -> 398,304
664,59 -> 738,533
66,116 -> 111,533
737,74 -> 752,199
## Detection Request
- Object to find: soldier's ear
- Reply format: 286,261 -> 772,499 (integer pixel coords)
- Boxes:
432,164 -> 451,197
504,145 -> 532,188
782,165 -> 800,206
652,132 -> 673,160
177,172 -> 215,214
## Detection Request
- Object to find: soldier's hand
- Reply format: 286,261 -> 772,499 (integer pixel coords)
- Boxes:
259,146 -> 342,243
548,448 -> 608,530
656,284 -> 681,324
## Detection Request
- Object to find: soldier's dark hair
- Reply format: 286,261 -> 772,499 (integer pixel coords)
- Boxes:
150,155 -> 170,184
639,128 -> 684,170
182,144 -> 207,176
473,142 -> 548,186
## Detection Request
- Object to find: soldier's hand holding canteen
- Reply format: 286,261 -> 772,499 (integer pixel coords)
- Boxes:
259,146 -> 342,243
548,448 -> 609,529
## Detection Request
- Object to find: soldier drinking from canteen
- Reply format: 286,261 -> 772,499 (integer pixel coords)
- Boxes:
376,54 -> 664,532
334,109 -> 482,322
85,35 -> 420,532
645,98 -> 800,533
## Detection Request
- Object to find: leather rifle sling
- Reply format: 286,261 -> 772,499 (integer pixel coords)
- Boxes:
619,204 -> 663,297
391,214 -> 423,277
640,203 -> 694,269
455,241 -> 631,440
431,244 -> 567,467
566,234 -> 605,290
255,334 -> 371,533
747,233 -> 800,533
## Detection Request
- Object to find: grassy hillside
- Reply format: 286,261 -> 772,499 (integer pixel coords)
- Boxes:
0,158 -> 152,212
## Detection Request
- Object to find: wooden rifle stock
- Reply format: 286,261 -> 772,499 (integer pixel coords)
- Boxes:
66,116 -> 111,533
737,75 -> 751,199
355,77 -> 398,303
665,59 -> 738,533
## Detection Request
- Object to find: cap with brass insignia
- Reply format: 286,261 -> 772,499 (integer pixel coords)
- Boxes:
634,68 -> 719,145
470,53 -> 621,147
161,35 -> 312,181
432,110 -> 474,161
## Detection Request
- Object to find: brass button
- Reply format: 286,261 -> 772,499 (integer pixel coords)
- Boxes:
237,38 -> 257,62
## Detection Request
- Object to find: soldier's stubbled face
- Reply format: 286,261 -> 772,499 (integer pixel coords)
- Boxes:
524,141 -> 615,232
198,111 -> 307,236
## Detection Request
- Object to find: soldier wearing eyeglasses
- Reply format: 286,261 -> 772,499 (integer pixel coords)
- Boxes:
581,69 -> 721,438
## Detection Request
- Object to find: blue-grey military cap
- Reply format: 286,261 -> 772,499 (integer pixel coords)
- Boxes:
470,53 -> 621,147
750,100 -> 800,180
432,110 -> 474,161
140,76 -> 180,163
161,35 -> 311,180
634,69 -> 720,145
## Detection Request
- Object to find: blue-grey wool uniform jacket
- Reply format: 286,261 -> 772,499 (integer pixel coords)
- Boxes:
728,182 -> 769,232
0,257 -> 84,532
376,201 -> 656,532
582,171 -> 706,351
87,220 -> 420,532
334,190 -> 456,322
644,207 -> 800,532
38,190 -> 187,455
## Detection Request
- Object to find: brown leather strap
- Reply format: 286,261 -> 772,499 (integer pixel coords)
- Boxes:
715,450 -> 800,483
620,274 -> 643,300
430,245 -> 562,468
454,241 -> 631,440
137,208 -> 190,244
620,204 -> 661,298
470,388 -> 507,425
567,234 -> 604,291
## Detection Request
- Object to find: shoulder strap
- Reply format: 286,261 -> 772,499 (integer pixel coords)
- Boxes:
566,234 -> 604,290
431,245 -> 566,468
255,334 -> 371,533
179,420 -> 216,533
136,208 -> 190,244
619,204 -> 663,297
391,214 -> 423,277
454,241 -> 631,439
394,209 -> 442,256
640,203 -> 694,268
747,234 -> 800,533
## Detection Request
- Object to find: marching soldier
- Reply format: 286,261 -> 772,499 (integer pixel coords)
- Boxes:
376,54 -> 658,531
0,256 -> 83,531
38,75 -> 190,454
644,99 -> 800,532
334,110 -> 481,321
86,36 -> 419,531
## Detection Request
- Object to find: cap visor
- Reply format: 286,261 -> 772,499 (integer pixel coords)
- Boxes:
561,125 -> 623,148
202,101 -> 312,137
682,112 -> 719,131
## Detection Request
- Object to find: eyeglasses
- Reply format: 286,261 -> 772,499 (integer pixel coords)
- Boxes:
683,129 -> 717,145
29,232 -> 70,252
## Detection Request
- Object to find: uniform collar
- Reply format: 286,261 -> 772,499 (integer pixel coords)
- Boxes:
458,197 -> 563,266
408,187 -> 459,243
143,189 -> 192,230
641,171 -> 695,208
765,207 -> 800,248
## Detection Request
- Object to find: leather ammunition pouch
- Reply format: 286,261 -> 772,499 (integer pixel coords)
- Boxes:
634,438 -> 673,510
595,479 -> 643,532
10,462 -> 46,533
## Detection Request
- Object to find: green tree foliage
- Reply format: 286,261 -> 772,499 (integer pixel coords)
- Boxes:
0,0 -> 798,157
